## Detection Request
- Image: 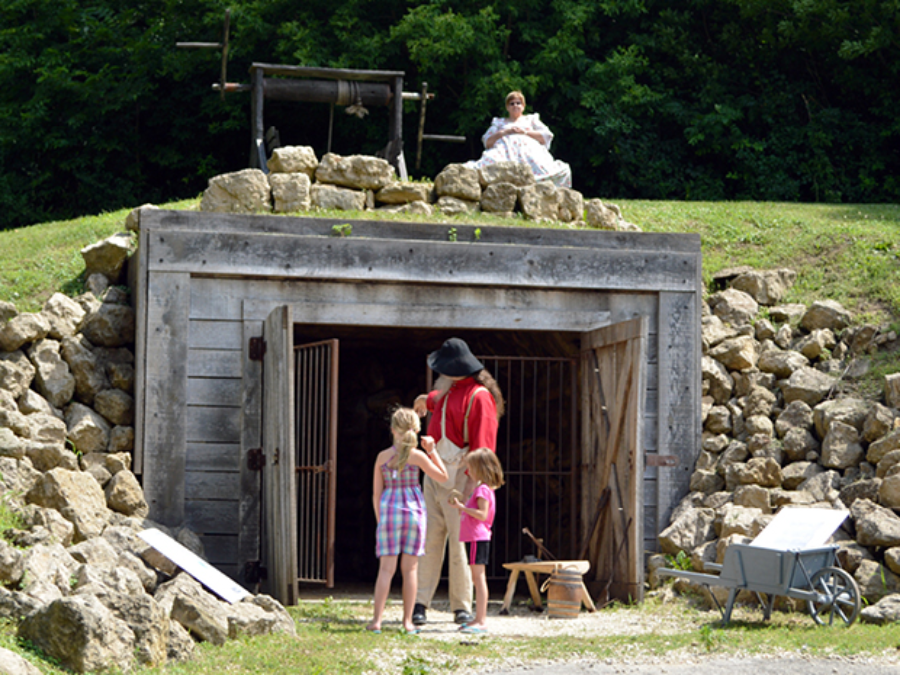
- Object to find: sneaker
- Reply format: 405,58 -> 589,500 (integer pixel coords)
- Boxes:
454,609 -> 474,625
412,603 -> 427,626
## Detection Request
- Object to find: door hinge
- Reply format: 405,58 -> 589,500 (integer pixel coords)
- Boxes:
248,447 -> 266,471
249,337 -> 267,361
645,454 -> 678,467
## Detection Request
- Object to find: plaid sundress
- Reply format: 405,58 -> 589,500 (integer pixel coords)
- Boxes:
375,456 -> 426,557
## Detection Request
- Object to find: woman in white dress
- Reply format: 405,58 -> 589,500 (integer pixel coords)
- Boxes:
465,90 -> 572,188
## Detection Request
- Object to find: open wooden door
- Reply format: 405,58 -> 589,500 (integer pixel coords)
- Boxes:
262,306 -> 298,605
294,339 -> 339,587
580,316 -> 647,604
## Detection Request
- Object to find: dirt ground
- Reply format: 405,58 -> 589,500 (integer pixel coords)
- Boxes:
300,584 -> 900,675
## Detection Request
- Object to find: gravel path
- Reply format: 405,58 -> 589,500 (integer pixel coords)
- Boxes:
347,595 -> 899,675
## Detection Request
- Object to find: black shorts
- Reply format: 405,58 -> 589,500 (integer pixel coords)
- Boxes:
466,540 -> 490,566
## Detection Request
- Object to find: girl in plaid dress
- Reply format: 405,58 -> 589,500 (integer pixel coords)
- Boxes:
367,407 -> 449,634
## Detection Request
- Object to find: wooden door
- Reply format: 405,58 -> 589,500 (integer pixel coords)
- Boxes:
294,339 -> 339,587
580,316 -> 647,603
262,306 -> 298,605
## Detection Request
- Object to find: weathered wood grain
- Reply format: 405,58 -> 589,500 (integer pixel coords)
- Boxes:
145,229 -> 700,293
186,405 -> 241,444
141,271 -> 190,525
143,209 -> 701,253
656,291 -> 701,533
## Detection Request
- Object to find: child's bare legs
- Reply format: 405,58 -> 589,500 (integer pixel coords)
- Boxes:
369,554 -> 398,631
469,563 -> 488,629
400,554 -> 419,632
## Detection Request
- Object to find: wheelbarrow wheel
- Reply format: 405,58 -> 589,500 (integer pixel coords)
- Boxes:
806,566 -> 861,626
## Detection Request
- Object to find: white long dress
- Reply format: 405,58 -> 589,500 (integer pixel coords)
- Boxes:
465,113 -> 572,188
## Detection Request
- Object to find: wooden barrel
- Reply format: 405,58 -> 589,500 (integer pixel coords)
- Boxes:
546,569 -> 583,619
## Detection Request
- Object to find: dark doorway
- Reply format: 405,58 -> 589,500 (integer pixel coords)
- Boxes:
290,325 -> 582,587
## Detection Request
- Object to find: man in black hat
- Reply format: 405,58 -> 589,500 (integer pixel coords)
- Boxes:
411,338 -> 504,626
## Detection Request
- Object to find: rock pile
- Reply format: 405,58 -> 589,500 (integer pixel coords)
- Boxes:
199,146 -> 639,229
650,267 -> 900,624
0,235 -> 295,673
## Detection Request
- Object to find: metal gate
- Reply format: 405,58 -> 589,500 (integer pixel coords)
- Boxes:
480,356 -> 580,580
294,339 -> 339,587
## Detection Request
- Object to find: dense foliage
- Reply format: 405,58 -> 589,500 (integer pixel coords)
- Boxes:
1,0 -> 898,229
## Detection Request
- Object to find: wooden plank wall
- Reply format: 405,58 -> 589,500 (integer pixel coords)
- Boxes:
135,211 -> 702,580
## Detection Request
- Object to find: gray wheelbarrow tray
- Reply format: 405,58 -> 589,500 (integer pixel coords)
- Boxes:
658,542 -> 860,626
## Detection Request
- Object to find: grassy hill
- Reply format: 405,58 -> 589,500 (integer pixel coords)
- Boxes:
2,197 -> 899,386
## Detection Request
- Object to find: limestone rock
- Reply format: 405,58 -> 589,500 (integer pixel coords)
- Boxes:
701,355 -> 734,404
708,335 -> 759,371
26,468 -> 112,542
0,647 -> 43,675
708,288 -> 759,327
315,153 -> 394,190
124,204 -> 158,232
375,181 -> 432,205
93,388 -> 134,427
821,421 -> 864,470
0,350 -> 36,399
729,268 -> 796,305
781,366 -> 837,407
584,199 -> 621,230
557,188 -> 584,223
868,428 -> 900,465
851,498 -> 900,548
477,161 -> 535,187
65,402 -> 111,455
200,168 -> 271,213
813,397 -> 869,437
268,172 -> 311,213
105,470 -> 149,518
0,312 -> 50,352
800,300 -> 851,332
80,233 -> 135,283
266,145 -> 318,177
18,595 -> 136,674
435,196 -> 479,215
727,456 -> 782,489
886,373 -> 900,409
854,559 -> 900,604
757,349 -> 809,379
81,304 -> 135,348
839,478 -> 881,509
518,182 -> 561,221
860,593 -> 900,625
28,339 -> 75,408
658,507 -> 716,555
794,328 -> 836,360
309,183 -> 367,211
480,182 -> 518,214
781,461 -> 823,490
702,314 -> 738,350
863,403 -> 896,443
60,336 -> 108,405
42,293 -> 86,339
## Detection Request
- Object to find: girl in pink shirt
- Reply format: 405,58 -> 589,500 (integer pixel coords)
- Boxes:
450,448 -> 505,633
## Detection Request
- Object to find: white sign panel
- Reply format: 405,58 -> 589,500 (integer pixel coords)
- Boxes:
750,508 -> 849,551
139,528 -> 251,604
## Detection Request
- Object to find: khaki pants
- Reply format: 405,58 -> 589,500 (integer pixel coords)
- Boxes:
415,470 -> 473,613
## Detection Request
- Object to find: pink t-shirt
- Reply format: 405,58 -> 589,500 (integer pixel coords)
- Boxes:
459,483 -> 495,543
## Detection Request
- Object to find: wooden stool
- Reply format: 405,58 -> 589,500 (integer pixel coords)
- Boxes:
499,560 -> 595,614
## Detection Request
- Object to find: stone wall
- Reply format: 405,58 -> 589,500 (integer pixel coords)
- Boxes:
649,267 -> 900,624
198,146 -> 640,230
0,234 -> 295,673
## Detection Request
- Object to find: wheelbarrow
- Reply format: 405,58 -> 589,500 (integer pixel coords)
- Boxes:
657,508 -> 861,626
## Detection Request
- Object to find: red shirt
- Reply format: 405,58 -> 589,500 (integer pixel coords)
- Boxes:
425,377 -> 498,452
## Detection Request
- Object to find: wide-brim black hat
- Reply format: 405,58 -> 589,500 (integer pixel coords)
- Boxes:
427,338 -> 484,377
